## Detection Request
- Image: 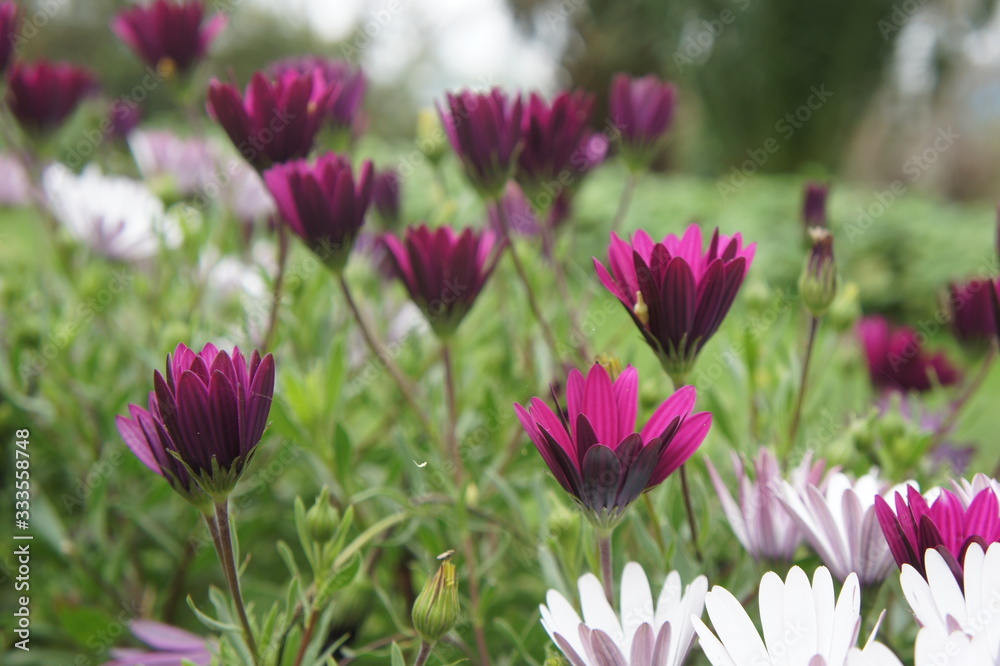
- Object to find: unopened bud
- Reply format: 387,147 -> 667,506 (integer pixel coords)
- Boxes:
417,109 -> 447,166
802,182 -> 829,230
305,487 -> 339,544
595,354 -> 624,381
412,553 -> 460,643
633,291 -> 649,327
799,228 -> 837,317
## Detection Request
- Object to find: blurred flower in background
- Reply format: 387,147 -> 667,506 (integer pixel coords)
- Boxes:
269,55 -> 367,140
6,60 -> 99,135
608,74 -> 676,172
111,0 -> 226,76
104,620 -> 214,666
857,315 -> 961,393
129,129 -> 218,198
0,1 -> 20,75
0,154 -> 30,207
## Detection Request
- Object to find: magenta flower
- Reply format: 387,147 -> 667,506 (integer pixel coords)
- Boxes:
594,225 -> 756,381
514,363 -> 712,527
111,0 -> 226,75
948,278 -> 999,350
382,225 -> 502,337
857,316 -> 960,393
803,181 -> 829,229
371,167 -> 401,228
5,61 -> 99,135
264,153 -> 373,271
609,73 -> 677,170
516,90 -> 594,197
0,1 -> 20,75
207,70 -> 335,171
875,484 -> 1000,581
116,343 -> 275,498
269,56 -> 366,135
438,88 -> 523,199
108,100 -> 142,139
105,620 -> 214,666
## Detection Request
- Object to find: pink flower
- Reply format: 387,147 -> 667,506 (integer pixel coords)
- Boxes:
857,315 -> 960,393
105,620 -> 214,665
0,1 -> 20,75
608,73 -> 676,170
6,60 -> 99,135
112,0 -> 226,75
515,363 -> 711,527
594,225 -> 756,381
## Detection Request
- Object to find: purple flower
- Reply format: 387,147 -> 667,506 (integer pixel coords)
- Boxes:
514,363 -> 712,527
594,225 -> 756,381
269,56 -> 366,136
857,315 -> 961,393
263,153 -> 373,272
116,343 -> 275,498
875,484 -> 1000,581
112,0 -> 226,75
437,88 -> 523,199
105,620 -> 214,666
371,167 -> 401,229
803,181 -> 829,229
609,73 -> 677,170
706,448 -> 828,561
207,70 -> 335,171
0,154 -> 30,207
109,100 -> 142,139
948,278 -> 999,350
381,225 -> 502,337
487,182 -> 539,237
128,129 -> 218,197
0,1 -> 20,75
5,60 -> 99,135
516,90 -> 594,198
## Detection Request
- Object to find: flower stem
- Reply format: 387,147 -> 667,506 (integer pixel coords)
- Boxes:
678,465 -> 703,562
337,273 -> 436,439
494,199 -> 564,367
610,172 -> 638,234
211,500 -> 259,664
598,531 -> 614,606
414,640 -> 433,666
642,493 -> 669,562
786,315 -> 820,464
462,535 -> 492,666
441,341 -> 464,486
936,344 -> 995,450
261,223 -> 290,351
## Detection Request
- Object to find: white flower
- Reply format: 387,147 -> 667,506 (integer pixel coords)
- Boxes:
693,566 -> 902,666
777,469 -> 903,585
706,448 -> 828,561
129,129 -> 218,197
902,542 -> 1000,665
951,473 -> 1000,507
42,164 -> 181,261
200,252 -> 268,303
540,562 -> 707,665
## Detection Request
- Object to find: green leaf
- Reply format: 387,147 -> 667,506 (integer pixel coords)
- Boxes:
186,594 -> 239,633
390,642 -> 406,666
316,553 -> 361,607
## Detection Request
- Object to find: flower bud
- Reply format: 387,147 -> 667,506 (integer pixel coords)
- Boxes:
799,228 -> 837,317
802,182 -> 828,230
417,108 -> 447,166
306,487 -> 339,544
412,553 -> 460,643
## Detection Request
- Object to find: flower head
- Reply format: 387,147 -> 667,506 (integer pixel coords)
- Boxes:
608,74 -> 676,171
263,153 -> 373,272
269,56 -> 366,136
116,343 -> 275,498
207,70 -> 335,171
371,167 -> 401,229
112,0 -> 226,75
6,60 -> 98,135
541,562 -> 707,666
514,363 -> 711,528
42,164 -> 181,262
516,90 -> 594,198
105,620 -> 214,666
594,225 -> 756,381
948,277 -> 999,351
0,2 -> 21,75
381,225 -> 502,337
803,181 -> 829,229
857,315 -> 961,393
903,542 -> 1000,665
129,129 -> 218,198
875,484 -> 1000,581
799,227 -> 838,317
693,566 -> 902,666
437,88 -> 523,199
706,448 -> 828,561
777,469 -> 899,585
108,100 -> 142,139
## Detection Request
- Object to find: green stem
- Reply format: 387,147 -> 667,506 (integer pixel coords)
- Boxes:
678,465 -> 703,562
598,531 -> 614,606
935,345 -> 995,449
642,493 -> 669,562
414,640 -> 433,666
441,342 -> 464,486
337,273 -> 436,439
261,223 -> 289,350
610,172 -> 638,234
211,501 -> 259,663
292,606 -> 320,666
786,315 -> 820,464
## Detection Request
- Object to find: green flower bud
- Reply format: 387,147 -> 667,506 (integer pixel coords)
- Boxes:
306,487 -> 339,544
412,553 -> 460,643
417,109 -> 447,166
799,227 -> 838,317
826,281 -> 860,332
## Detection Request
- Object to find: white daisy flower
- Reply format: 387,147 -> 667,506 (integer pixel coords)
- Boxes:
42,163 -> 181,262
129,129 -> 218,197
693,565 -> 901,665
540,562 -> 708,665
